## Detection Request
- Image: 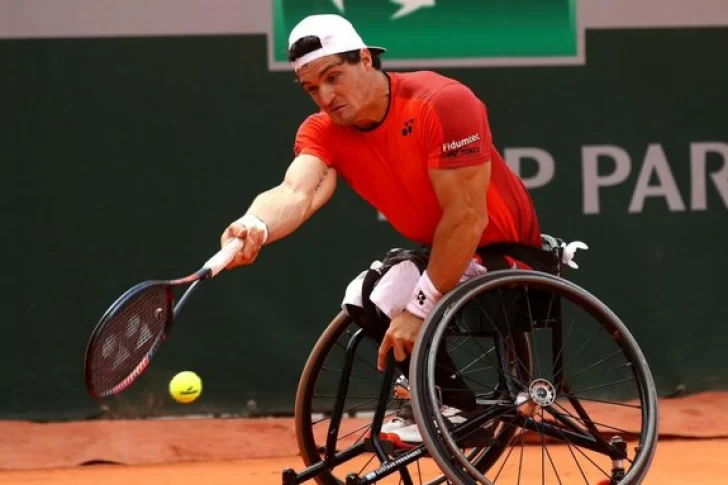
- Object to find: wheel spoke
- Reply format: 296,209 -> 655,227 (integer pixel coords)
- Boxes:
543,417 -> 612,477
522,287 -> 543,378
491,421 -> 525,482
569,349 -> 625,380
568,395 -> 642,409
472,296 -> 532,387
321,366 -> 383,385
563,326 -> 603,372
517,421 -> 527,485
551,316 -> 577,377
570,376 -> 637,395
456,345 -> 498,375
355,452 -> 378,478
551,401 -> 639,444
435,336 -> 520,393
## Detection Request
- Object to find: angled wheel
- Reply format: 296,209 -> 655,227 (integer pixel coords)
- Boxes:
294,311 -> 531,485
410,270 -> 659,485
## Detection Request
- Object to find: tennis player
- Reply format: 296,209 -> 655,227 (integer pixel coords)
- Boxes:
219,14 -> 542,445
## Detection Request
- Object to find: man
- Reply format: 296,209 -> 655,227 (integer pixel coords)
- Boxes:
219,14 -> 542,445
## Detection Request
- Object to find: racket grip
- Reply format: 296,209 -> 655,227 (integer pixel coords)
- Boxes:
204,238 -> 245,277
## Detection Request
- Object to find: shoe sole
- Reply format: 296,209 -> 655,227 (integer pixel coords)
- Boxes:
378,432 -> 420,450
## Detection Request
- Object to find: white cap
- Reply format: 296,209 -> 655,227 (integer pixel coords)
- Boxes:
288,14 -> 386,71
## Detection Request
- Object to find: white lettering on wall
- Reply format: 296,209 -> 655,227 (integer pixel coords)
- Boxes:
582,145 -> 631,215
691,142 -> 728,210
505,148 -> 555,189
628,143 -> 685,213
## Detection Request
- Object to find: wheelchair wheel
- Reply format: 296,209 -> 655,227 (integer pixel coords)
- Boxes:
410,270 -> 658,485
294,311 -> 532,485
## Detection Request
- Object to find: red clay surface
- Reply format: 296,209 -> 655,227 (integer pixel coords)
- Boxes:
1,392 -> 727,484
1,440 -> 727,485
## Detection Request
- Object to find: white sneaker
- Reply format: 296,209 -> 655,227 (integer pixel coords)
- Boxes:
380,402 -> 415,434
379,404 -> 467,449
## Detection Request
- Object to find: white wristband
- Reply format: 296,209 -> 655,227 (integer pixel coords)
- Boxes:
235,214 -> 270,244
405,271 -> 443,319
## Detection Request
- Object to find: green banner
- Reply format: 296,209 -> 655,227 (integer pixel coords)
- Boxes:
272,0 -> 578,68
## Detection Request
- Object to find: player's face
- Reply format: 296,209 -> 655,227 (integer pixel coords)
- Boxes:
297,53 -> 375,126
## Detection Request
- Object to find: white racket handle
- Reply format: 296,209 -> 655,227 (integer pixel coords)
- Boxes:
204,238 -> 245,277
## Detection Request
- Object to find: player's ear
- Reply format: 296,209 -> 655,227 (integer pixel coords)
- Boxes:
359,48 -> 373,70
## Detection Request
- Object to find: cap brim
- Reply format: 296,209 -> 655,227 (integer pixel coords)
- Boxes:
367,46 -> 386,56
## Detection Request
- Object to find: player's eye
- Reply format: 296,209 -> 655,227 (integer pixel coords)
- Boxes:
327,73 -> 341,83
306,86 -> 319,95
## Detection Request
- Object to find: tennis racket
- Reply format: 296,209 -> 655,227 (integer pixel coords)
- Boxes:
84,238 -> 245,400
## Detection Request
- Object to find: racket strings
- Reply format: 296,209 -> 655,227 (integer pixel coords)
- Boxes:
88,285 -> 171,394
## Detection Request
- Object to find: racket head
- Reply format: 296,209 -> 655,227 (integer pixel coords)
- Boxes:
84,281 -> 175,400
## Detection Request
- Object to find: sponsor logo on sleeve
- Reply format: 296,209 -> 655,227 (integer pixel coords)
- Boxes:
442,133 -> 481,157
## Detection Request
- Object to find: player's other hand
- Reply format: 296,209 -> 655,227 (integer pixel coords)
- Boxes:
220,215 -> 269,269
377,311 -> 424,371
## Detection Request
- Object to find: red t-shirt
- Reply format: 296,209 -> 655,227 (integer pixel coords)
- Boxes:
294,71 -> 541,248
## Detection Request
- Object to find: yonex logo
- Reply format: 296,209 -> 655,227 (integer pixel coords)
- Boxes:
102,315 -> 152,370
442,133 -> 481,152
417,290 -> 426,305
402,118 -> 415,136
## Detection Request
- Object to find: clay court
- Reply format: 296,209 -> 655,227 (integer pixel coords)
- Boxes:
2,392 -> 727,484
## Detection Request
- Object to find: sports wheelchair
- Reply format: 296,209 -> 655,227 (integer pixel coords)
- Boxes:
282,235 -> 658,485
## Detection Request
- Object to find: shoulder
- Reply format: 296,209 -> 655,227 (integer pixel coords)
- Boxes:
296,111 -> 333,136
294,112 -> 338,166
400,74 -> 491,168
391,71 -> 480,105
390,71 -> 485,127
295,111 -> 348,147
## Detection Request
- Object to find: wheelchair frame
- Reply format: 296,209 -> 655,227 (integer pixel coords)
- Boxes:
282,235 -> 658,485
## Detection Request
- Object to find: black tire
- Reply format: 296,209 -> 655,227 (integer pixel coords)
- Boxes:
294,311 -> 352,485
411,270 -> 659,485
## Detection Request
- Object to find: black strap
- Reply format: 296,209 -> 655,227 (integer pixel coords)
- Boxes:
361,268 -> 384,325
477,242 -> 560,275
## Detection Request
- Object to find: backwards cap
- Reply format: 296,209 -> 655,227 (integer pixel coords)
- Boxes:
288,14 -> 386,71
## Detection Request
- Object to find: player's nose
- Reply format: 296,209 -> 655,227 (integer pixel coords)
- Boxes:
319,85 -> 336,107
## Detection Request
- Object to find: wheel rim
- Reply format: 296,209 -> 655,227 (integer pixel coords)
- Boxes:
412,271 -> 658,485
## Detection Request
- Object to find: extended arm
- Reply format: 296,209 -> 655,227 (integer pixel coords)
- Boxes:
245,154 -> 337,243
221,154 -> 336,266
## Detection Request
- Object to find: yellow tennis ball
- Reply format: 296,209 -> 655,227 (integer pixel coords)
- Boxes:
169,371 -> 202,404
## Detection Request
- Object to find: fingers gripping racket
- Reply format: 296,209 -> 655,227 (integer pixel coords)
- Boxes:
84,238 -> 244,400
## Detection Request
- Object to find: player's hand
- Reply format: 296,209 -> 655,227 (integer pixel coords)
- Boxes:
220,216 -> 268,269
377,311 -> 424,371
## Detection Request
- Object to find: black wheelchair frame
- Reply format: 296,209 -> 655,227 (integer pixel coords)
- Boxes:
283,340 -> 431,485
282,235 -> 658,485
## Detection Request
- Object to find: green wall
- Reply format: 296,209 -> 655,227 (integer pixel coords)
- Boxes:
1,27 -> 727,420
